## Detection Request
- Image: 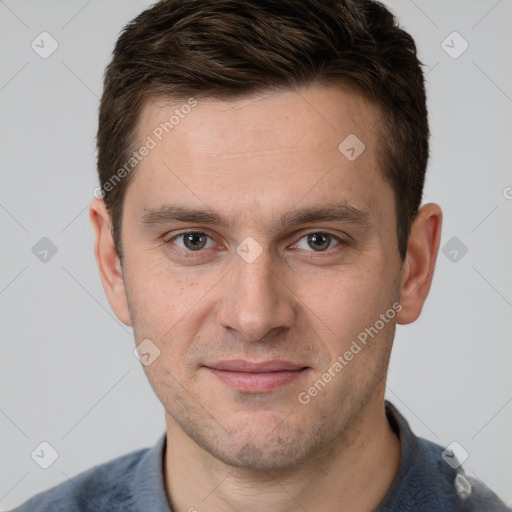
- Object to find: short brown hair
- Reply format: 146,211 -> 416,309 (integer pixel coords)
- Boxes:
97,0 -> 428,261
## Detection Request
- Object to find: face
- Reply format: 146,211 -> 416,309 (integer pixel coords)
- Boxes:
114,85 -> 405,470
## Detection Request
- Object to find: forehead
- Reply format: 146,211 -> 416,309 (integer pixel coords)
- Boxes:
136,84 -> 380,160
125,84 -> 391,226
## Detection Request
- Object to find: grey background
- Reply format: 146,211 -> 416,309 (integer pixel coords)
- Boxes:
0,0 -> 511,509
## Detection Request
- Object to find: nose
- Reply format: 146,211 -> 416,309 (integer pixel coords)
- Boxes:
216,248 -> 296,342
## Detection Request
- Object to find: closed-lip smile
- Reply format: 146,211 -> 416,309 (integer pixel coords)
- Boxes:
204,359 -> 309,392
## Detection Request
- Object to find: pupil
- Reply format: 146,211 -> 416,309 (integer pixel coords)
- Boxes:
185,233 -> 206,250
308,233 -> 330,251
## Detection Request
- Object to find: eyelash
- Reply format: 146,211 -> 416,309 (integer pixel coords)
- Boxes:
163,230 -> 349,259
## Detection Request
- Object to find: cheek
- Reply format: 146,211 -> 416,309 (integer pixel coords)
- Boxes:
123,258 -> 195,334
123,255 -> 229,360
299,261 -> 395,348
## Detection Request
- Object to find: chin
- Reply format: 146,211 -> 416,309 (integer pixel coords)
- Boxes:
194,420 -> 318,472
217,441 -> 310,472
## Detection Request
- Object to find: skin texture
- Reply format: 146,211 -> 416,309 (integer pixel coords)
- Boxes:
90,84 -> 442,512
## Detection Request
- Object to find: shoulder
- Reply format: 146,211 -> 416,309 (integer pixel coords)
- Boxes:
414,434 -> 509,511
457,474 -> 510,511
11,447 -> 150,512
381,401 -> 510,511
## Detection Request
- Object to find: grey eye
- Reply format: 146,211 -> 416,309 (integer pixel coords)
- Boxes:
294,232 -> 340,252
173,232 -> 214,251
307,233 -> 332,251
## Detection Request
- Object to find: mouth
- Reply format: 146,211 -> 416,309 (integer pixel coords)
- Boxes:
203,360 -> 310,393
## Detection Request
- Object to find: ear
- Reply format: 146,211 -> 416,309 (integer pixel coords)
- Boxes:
89,198 -> 132,326
396,203 -> 442,325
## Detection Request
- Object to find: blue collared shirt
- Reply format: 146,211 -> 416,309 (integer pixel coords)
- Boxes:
12,401 -> 509,511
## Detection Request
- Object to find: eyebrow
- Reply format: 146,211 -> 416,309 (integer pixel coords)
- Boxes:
139,201 -> 372,232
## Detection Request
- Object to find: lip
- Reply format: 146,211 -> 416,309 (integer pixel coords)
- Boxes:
204,360 -> 309,393
207,359 -> 306,372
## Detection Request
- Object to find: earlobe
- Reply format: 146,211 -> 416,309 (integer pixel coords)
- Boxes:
89,198 -> 132,326
396,203 -> 442,325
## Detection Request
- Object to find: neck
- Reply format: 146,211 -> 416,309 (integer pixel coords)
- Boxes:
163,397 -> 401,512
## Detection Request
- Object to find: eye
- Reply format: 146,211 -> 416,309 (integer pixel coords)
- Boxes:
169,232 -> 216,251
294,232 -> 343,252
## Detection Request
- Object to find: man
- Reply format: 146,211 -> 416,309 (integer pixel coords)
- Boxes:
13,0 -> 509,510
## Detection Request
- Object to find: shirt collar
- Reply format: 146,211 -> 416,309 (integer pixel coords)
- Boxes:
135,400 -> 447,512
134,432 -> 173,511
